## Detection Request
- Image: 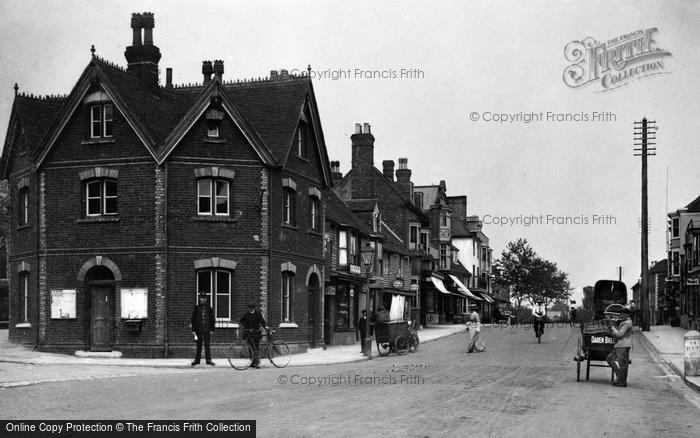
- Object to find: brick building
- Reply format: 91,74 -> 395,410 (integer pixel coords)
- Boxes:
0,13 -> 331,356
334,124 -> 426,323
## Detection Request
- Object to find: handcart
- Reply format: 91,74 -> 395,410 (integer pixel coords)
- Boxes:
574,280 -> 631,382
375,321 -> 410,356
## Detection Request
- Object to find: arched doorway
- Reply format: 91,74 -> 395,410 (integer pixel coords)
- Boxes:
307,273 -> 320,348
85,266 -> 115,351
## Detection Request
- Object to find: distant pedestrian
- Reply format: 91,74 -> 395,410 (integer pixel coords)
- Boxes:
191,294 -> 215,366
357,310 -> 368,353
240,303 -> 268,369
570,308 -> 577,327
466,304 -> 485,353
606,307 -> 633,387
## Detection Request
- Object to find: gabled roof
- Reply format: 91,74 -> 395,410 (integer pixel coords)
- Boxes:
0,95 -> 66,178
381,221 -> 409,256
6,55 -> 331,184
686,195 -> 700,212
325,190 -> 374,237
649,259 -> 668,274
451,217 -> 472,237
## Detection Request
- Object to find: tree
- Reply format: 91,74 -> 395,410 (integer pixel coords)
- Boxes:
494,238 -> 572,310
493,238 -> 537,311
527,257 -> 571,307
582,285 -> 594,311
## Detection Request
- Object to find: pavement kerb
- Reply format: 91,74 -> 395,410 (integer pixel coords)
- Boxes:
637,330 -> 700,393
0,325 -> 466,369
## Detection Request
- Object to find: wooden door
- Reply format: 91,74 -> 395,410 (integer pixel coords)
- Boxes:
90,286 -> 113,351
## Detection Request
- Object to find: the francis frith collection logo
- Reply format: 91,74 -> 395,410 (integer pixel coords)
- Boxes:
563,28 -> 672,92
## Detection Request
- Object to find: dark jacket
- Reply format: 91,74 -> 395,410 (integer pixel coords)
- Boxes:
240,310 -> 267,333
191,302 -> 215,333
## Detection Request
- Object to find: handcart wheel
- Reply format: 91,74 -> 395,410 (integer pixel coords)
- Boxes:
377,341 -> 391,357
394,335 -> 409,355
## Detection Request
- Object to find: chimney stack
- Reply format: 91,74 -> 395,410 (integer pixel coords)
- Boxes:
280,69 -> 289,79
202,61 -> 213,85
125,12 -> 161,92
270,70 -> 279,80
166,68 -> 173,88
350,122 -> 375,199
330,161 -> 343,186
447,195 -> 467,220
382,160 -> 395,181
213,60 -> 224,81
396,157 -> 412,199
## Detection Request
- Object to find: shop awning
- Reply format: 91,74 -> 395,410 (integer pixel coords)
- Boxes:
448,274 -> 481,300
429,276 -> 461,296
478,292 -> 496,303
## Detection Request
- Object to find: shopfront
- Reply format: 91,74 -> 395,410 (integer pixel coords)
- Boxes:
324,276 -> 364,345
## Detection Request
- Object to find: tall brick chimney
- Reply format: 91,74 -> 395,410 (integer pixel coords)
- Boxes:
125,12 -> 161,92
382,160 -> 395,181
213,60 -> 224,81
351,122 -> 375,199
447,195 -> 467,220
396,157 -> 412,199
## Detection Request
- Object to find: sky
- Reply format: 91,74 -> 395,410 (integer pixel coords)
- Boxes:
1,0 -> 699,305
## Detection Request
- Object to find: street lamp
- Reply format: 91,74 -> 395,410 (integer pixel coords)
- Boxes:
361,242 -> 376,359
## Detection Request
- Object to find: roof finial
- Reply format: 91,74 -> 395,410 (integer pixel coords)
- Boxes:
90,44 -> 96,57
13,83 -> 18,95
307,64 -> 312,76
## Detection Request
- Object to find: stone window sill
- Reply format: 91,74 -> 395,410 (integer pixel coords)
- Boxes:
216,322 -> 239,329
296,155 -> 310,163
281,223 -> 297,231
17,224 -> 30,231
77,216 -> 120,223
203,138 -> 227,144
81,138 -> 116,145
193,216 -> 237,223
307,229 -> 322,237
15,323 -> 31,328
278,322 -> 298,328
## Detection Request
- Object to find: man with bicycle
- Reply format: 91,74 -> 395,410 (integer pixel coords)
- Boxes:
532,299 -> 546,339
240,303 -> 268,369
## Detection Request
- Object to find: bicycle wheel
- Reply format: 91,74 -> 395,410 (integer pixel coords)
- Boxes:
268,340 -> 291,368
227,340 -> 253,370
394,335 -> 409,355
377,340 -> 391,356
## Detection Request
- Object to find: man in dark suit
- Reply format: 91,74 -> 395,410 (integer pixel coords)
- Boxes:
240,303 -> 267,368
191,294 -> 216,366
357,310 -> 368,353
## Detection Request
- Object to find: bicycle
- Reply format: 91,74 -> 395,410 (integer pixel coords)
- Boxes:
407,320 -> 420,353
227,328 -> 291,370
534,317 -> 544,344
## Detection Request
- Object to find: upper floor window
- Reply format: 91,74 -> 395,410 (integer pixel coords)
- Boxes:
19,271 -> 29,323
409,225 -> 419,250
672,250 -> 680,276
420,231 -> 429,254
85,179 -> 117,216
383,251 -> 391,275
197,269 -> 232,320
440,211 -> 448,227
338,230 -> 348,266
282,178 -> 297,226
414,192 -> 424,211
350,233 -> 358,265
310,197 -> 320,230
198,179 -> 229,216
206,108 -> 224,138
377,243 -> 383,275
672,217 -> 679,238
90,104 -> 113,138
18,188 -> 28,226
296,124 -> 308,159
440,244 -> 448,269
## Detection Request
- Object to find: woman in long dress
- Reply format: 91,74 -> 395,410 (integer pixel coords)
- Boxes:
466,304 -> 485,353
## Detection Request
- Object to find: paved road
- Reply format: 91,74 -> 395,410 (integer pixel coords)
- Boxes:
2,326 -> 700,438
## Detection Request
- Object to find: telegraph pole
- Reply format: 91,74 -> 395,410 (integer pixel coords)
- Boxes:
634,117 -> 656,331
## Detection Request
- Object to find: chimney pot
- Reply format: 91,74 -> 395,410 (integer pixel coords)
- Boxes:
166,68 -> 173,88
131,13 -> 143,45
142,12 -> 154,45
202,61 -> 213,84
270,70 -> 278,79
213,60 -> 224,81
354,123 -> 362,134
363,123 -> 371,134
280,69 -> 289,78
